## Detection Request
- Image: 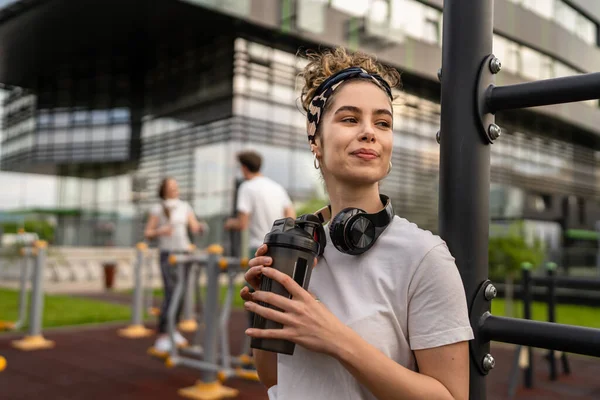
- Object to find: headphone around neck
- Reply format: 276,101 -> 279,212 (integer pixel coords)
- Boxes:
313,194 -> 395,256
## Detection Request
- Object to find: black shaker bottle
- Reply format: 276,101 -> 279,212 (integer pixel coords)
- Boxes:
250,214 -> 325,355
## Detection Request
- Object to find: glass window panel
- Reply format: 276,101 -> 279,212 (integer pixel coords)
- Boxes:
194,142 -> 230,195
91,126 -> 108,141
369,0 -> 389,24
520,47 -> 542,80
554,1 -> 578,33
331,0 -> 369,16
72,127 -> 88,142
111,108 -> 130,123
53,130 -> 70,144
521,0 -> 554,19
297,0 -> 327,34
91,110 -> 109,125
111,124 -> 130,141
53,110 -> 70,127
37,110 -> 51,127
271,83 -> 295,103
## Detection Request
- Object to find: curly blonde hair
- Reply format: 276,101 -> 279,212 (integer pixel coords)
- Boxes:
299,47 -> 402,113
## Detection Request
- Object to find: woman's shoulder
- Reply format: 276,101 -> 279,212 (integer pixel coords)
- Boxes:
379,216 -> 448,262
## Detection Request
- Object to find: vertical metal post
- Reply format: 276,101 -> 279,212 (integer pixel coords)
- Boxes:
202,247 -> 222,383
179,263 -> 198,332
132,245 -> 145,326
118,243 -> 153,338
11,241 -> 54,350
167,262 -> 186,360
522,265 -> 533,388
29,243 -> 46,337
439,0 -> 494,398
546,263 -> 557,381
15,250 -> 30,330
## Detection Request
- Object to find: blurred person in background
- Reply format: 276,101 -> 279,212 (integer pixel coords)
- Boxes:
144,177 -> 206,353
225,150 -> 296,347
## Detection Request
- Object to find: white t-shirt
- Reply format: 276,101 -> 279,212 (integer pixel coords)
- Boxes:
236,176 -> 293,249
268,216 -> 474,400
150,199 -> 194,252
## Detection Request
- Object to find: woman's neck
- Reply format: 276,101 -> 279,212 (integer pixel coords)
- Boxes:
325,181 -> 383,218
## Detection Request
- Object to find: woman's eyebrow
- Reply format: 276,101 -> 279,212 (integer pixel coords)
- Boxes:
334,105 -> 392,118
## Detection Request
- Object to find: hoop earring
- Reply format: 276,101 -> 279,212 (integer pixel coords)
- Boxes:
387,161 -> 392,175
313,153 -> 320,170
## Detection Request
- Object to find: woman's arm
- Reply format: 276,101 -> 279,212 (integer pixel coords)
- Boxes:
244,266 -> 470,400
144,214 -> 171,239
187,211 -> 201,234
252,348 -> 278,388
335,328 -> 469,400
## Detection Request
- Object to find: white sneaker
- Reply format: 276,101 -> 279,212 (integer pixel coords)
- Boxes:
174,331 -> 188,346
153,335 -> 172,353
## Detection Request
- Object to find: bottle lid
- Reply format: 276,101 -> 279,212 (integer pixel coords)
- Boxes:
263,218 -> 321,256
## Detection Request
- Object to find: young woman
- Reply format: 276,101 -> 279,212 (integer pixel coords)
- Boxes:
144,177 -> 205,353
240,48 -> 474,400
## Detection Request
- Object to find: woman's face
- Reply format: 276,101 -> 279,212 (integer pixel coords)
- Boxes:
163,179 -> 179,199
314,80 -> 393,186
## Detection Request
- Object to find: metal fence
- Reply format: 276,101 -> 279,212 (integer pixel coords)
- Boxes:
438,0 -> 600,398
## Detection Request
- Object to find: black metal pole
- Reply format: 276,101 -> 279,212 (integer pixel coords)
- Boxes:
546,264 -> 557,381
439,1 -> 493,398
481,314 -> 600,357
487,72 -> 600,112
522,266 -> 533,389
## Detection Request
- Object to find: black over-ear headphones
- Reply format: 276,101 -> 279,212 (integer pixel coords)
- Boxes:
313,194 -> 394,256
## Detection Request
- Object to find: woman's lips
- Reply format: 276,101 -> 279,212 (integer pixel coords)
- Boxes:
352,153 -> 378,160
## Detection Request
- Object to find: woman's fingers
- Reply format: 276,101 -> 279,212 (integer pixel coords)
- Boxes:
255,244 -> 268,257
244,301 -> 294,327
261,267 -> 309,301
245,327 -> 293,340
240,286 -> 253,301
248,256 -> 272,268
251,290 -> 298,312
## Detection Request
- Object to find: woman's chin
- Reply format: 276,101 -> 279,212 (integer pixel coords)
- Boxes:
337,170 -> 386,186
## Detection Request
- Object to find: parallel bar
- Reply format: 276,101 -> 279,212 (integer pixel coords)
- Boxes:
487,73 -> 600,112
531,276 -> 600,291
481,314 -> 600,357
439,0 -> 493,398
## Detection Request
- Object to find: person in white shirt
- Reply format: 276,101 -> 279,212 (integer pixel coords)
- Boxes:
240,47 -> 474,400
225,150 -> 296,345
144,177 -> 206,353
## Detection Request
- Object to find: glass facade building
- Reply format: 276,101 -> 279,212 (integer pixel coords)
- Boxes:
0,0 -> 599,247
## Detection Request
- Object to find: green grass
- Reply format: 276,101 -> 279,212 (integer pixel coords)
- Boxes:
0,288 -> 131,332
491,298 -> 600,329
143,283 -> 246,310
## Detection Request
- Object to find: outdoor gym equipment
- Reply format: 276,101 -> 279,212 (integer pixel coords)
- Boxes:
11,240 -> 55,351
439,1 -> 600,397
118,242 -> 154,338
165,245 -> 258,400
0,244 -> 32,332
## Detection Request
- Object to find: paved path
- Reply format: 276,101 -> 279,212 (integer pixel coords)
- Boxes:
1,310 -> 599,399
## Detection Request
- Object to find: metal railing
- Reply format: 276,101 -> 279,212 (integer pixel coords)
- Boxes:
438,1 -> 600,398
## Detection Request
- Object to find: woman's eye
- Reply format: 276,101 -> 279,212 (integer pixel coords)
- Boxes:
377,121 -> 391,128
342,117 -> 357,123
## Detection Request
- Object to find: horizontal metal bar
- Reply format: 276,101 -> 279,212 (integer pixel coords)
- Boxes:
171,356 -> 221,372
487,72 -> 600,112
480,313 -> 600,357
531,276 -> 600,291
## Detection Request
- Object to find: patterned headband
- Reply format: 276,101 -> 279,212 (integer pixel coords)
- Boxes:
306,67 -> 393,145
